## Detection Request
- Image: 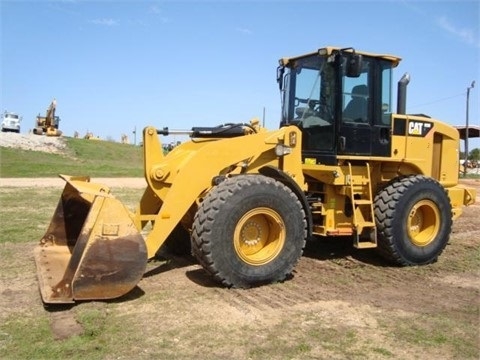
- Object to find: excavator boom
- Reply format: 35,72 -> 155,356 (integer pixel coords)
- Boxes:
34,99 -> 62,136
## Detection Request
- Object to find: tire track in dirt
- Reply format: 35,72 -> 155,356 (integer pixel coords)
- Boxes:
145,234 -> 479,328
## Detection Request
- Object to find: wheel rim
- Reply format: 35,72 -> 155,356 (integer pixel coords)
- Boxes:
234,207 -> 286,266
407,200 -> 441,247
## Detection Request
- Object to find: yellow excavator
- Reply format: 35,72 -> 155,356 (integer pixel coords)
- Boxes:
33,99 -> 62,136
34,46 -> 476,304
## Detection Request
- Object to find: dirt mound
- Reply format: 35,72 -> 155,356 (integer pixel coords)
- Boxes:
0,132 -> 67,154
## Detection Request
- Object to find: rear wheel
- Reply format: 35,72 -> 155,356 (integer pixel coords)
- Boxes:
374,175 -> 452,265
192,175 -> 307,288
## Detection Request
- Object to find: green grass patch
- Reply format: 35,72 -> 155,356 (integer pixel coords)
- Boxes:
460,173 -> 480,179
0,305 -> 117,360
1,137 -> 143,177
381,312 -> 479,359
245,318 -> 371,359
0,188 -> 59,244
0,187 -> 144,245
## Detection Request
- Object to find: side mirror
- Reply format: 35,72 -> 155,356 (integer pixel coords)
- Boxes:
277,66 -> 285,90
346,54 -> 363,78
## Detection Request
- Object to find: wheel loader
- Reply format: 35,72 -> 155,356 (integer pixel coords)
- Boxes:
34,46 -> 476,304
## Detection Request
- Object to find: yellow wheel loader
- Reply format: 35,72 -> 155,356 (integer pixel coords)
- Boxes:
34,46 -> 476,304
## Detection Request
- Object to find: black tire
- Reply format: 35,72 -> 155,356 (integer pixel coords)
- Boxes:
191,174 -> 307,288
374,175 -> 452,265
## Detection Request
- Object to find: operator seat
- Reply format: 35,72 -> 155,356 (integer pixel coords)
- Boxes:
343,84 -> 368,122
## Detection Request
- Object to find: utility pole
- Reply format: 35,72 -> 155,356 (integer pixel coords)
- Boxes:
133,126 -> 137,146
464,81 -> 475,176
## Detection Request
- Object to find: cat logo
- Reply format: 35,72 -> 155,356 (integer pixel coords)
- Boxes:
408,120 -> 433,137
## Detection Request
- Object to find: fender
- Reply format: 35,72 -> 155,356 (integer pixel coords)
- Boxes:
259,165 -> 313,239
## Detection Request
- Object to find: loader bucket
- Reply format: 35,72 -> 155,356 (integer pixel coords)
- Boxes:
34,175 -> 147,304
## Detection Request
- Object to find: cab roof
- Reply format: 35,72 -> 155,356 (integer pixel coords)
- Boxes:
279,46 -> 401,68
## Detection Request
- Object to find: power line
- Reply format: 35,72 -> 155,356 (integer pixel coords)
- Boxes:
409,92 -> 465,109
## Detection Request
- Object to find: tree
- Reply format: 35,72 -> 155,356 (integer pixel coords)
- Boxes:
469,148 -> 480,162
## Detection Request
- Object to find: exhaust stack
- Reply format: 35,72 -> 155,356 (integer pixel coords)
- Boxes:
397,72 -> 410,115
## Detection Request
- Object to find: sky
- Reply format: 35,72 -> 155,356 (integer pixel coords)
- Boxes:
1,0 -> 479,149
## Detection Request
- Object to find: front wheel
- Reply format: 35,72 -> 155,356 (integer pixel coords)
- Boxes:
191,175 -> 307,288
374,175 -> 452,265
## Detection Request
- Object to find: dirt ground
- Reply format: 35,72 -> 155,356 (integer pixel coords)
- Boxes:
1,178 -> 479,359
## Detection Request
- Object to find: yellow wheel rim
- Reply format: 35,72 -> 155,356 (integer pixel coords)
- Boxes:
233,207 -> 286,266
407,200 -> 441,247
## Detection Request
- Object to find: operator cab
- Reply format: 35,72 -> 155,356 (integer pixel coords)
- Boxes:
278,47 -> 401,165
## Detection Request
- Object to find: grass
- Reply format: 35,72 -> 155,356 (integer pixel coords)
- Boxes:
0,315 -> 106,360
0,186 -> 145,360
0,188 -> 60,244
381,311 -> 480,359
0,302 -> 128,360
2,298 -> 477,360
461,174 -> 480,179
0,187 -> 143,245
0,137 -> 143,177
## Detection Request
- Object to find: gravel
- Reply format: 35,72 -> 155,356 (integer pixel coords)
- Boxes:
0,131 -> 67,154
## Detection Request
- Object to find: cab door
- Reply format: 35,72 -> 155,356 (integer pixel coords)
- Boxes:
338,70 -> 372,156
337,57 -> 393,157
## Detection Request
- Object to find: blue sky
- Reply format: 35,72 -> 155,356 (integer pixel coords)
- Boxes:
1,0 -> 479,149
